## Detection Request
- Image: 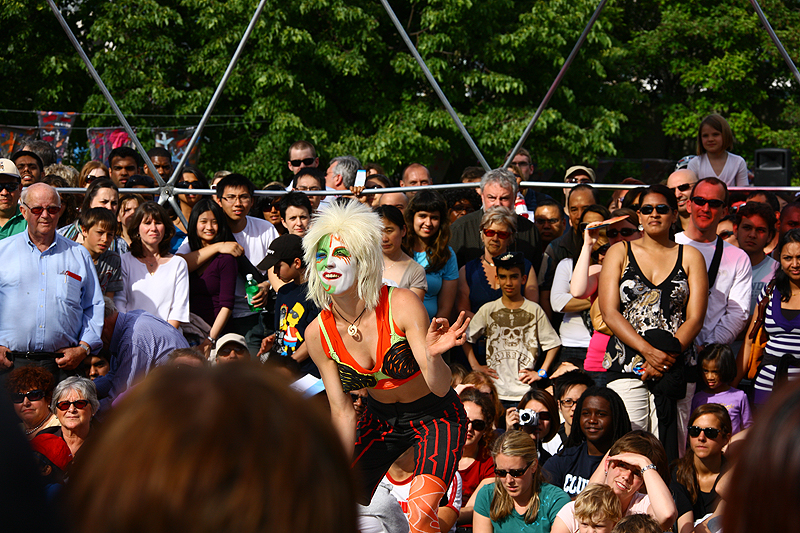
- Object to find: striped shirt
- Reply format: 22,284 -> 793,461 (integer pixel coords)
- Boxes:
754,287 -> 800,394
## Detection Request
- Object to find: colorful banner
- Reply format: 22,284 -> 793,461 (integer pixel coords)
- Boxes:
153,127 -> 200,167
87,127 -> 135,164
0,126 -> 37,158
36,111 -> 77,163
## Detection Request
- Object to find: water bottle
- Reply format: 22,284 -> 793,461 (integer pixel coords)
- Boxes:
245,274 -> 263,312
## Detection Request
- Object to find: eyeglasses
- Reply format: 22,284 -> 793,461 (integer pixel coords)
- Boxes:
0,182 -> 19,193
535,217 -> 560,226
483,229 -> 511,239
468,419 -> 487,432
639,204 -> 670,215
495,461 -> 534,478
56,399 -> 90,411
289,158 -> 316,167
670,183 -> 693,192
688,426 -> 721,439
176,181 -> 199,189
11,389 -> 44,403
606,227 -> 638,239
691,197 -> 725,209
217,345 -> 248,358
23,202 -> 61,216
559,399 -> 577,408
718,230 -> 734,240
295,185 -> 321,192
221,194 -> 252,203
565,176 -> 592,184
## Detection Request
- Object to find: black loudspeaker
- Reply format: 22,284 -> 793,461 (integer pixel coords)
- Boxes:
753,148 -> 792,186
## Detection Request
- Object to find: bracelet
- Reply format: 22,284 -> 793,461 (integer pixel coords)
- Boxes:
537,369 -> 548,379
640,463 -> 657,474
207,336 -> 217,344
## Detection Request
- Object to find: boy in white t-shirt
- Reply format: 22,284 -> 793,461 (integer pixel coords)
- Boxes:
464,251 -> 561,404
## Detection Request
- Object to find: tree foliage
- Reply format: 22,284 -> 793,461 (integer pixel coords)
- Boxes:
2,0 -> 800,184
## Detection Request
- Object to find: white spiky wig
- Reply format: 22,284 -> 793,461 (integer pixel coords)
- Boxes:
303,199 -> 383,311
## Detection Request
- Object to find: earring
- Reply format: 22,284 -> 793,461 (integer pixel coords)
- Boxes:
638,224 -> 643,231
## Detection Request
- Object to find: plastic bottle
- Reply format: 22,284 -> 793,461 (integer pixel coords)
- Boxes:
245,274 -> 263,312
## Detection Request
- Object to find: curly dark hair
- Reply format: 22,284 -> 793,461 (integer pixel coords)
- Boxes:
6,366 -> 56,404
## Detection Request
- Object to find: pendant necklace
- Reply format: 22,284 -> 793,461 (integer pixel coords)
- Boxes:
334,305 -> 367,337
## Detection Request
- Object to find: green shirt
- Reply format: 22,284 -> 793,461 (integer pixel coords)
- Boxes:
474,481 -> 570,533
0,207 -> 26,240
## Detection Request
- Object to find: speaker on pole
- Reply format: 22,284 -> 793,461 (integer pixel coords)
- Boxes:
753,148 -> 792,186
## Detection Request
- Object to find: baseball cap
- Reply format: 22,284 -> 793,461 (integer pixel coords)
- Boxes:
30,433 -> 73,471
564,165 -> 596,182
126,174 -> 156,188
0,159 -> 20,180
493,251 -> 525,270
213,333 -> 248,354
257,234 -> 303,271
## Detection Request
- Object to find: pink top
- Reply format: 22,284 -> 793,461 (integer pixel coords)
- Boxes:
556,492 -> 650,532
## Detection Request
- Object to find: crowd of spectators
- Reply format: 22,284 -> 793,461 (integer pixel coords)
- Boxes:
3,119 -> 800,533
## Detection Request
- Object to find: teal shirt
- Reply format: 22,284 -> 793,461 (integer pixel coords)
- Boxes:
474,481 -> 570,533
0,207 -> 26,240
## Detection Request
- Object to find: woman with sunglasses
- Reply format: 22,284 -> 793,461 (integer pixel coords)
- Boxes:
404,190 -> 459,320
473,430 -> 570,533
6,366 -> 60,439
599,185 -> 706,458
51,376 -> 99,456
457,387 -> 498,528
670,404 -> 731,533
78,161 -> 109,188
551,205 -> 610,372
171,165 -> 210,236
570,209 -> 641,386
257,183 -> 288,235
553,430 -> 676,533
456,207 -> 538,321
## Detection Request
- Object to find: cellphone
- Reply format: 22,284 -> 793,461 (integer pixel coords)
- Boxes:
355,169 -> 367,188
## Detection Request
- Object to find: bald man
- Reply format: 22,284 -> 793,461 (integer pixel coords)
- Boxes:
400,163 -> 431,199
667,169 -> 698,232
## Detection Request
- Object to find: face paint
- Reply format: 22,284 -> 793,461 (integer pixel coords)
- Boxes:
315,234 -> 357,294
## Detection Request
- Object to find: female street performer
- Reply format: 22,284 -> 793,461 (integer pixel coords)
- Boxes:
305,200 -> 469,533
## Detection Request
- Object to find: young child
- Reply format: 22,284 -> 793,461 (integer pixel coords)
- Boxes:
257,234 -> 320,377
691,344 -> 752,434
687,114 -> 749,187
554,483 -> 623,533
464,251 -> 561,405
30,433 -> 73,501
79,207 -> 122,297
610,514 -> 662,533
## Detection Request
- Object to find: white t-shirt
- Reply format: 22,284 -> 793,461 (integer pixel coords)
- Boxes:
467,298 -> 561,401
674,233 -> 752,345
114,253 -> 190,323
687,152 -> 749,187
177,216 -> 279,318
749,255 -> 778,315
551,258 -> 592,348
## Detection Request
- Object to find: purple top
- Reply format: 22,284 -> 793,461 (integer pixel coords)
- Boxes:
690,387 -> 753,435
189,253 -> 238,328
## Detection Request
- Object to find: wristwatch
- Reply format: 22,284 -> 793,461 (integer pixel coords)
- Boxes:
207,335 -> 217,344
537,369 -> 548,379
79,343 -> 91,355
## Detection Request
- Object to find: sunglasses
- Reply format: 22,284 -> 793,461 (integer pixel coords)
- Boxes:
606,227 -> 638,239
688,426 -> 721,439
639,204 -> 670,215
23,202 -> 61,216
483,229 -> 511,239
56,399 -> 90,411
289,158 -> 315,167
671,183 -> 693,192
0,182 -> 20,193
718,230 -> 734,240
176,181 -> 199,189
11,389 -> 44,404
691,197 -> 725,209
468,419 -> 487,432
495,461 -> 534,478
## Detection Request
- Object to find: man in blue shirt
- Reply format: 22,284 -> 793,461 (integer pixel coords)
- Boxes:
0,183 -> 104,382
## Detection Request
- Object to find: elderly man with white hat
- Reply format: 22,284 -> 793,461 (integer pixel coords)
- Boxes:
0,158 -> 26,239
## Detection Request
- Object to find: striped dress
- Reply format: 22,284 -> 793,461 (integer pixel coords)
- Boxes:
754,288 -> 800,403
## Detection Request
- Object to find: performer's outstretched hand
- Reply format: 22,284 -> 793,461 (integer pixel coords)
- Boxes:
426,312 -> 470,359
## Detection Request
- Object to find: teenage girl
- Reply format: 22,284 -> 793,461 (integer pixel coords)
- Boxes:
687,114 -> 749,187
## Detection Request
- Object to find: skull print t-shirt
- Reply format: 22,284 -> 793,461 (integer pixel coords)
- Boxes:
466,298 -> 561,401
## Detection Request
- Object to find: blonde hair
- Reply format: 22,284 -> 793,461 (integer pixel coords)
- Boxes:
574,483 -> 623,525
303,200 -> 383,311
490,430 -> 543,524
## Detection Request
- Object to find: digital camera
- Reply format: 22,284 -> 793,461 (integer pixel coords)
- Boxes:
518,409 -> 539,427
